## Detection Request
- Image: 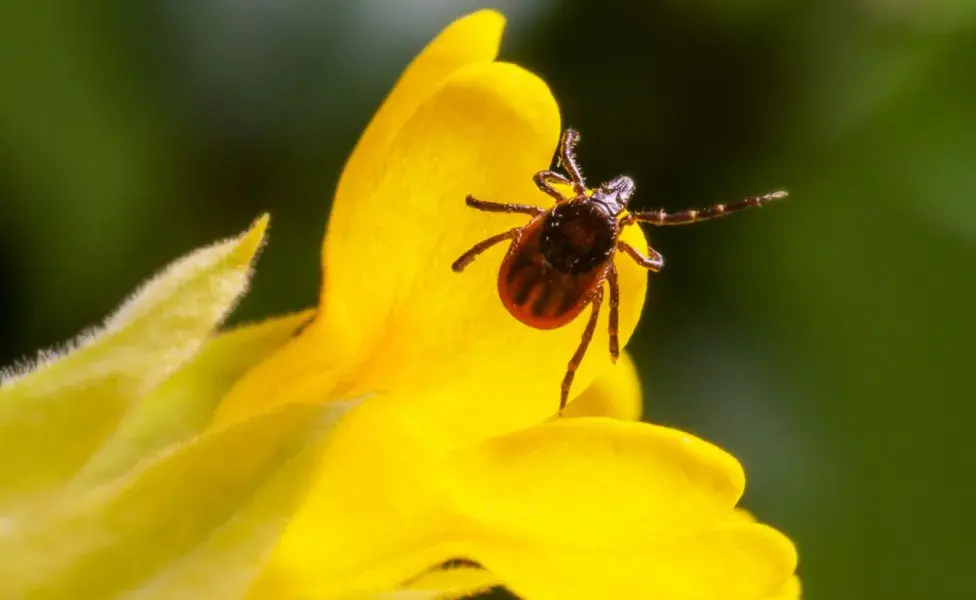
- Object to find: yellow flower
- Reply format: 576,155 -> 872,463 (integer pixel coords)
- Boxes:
215,9 -> 652,441
0,9 -> 799,600
214,9 -> 798,600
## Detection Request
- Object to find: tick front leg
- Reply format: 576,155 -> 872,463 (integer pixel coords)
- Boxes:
560,286 -> 604,413
452,227 -> 521,272
617,240 -> 664,272
465,195 -> 544,216
626,190 -> 788,226
533,170 -> 574,203
557,129 -> 587,195
607,266 -> 620,362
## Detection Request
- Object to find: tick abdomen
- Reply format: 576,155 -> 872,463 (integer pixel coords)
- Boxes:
497,209 -> 612,329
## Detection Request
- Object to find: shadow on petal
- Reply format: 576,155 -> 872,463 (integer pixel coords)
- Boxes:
383,563 -> 500,600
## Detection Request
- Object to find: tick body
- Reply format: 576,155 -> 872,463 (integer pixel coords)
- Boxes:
499,198 -> 619,329
452,128 -> 786,413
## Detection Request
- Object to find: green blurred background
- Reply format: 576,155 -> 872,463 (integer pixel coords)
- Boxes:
2,1 -> 973,598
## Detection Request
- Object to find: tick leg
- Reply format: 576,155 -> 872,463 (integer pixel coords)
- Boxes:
466,195 -> 545,216
560,287 -> 604,413
451,227 -> 521,272
533,170 -> 574,203
617,240 -> 664,272
627,190 -> 788,226
557,129 -> 587,195
607,266 -> 620,362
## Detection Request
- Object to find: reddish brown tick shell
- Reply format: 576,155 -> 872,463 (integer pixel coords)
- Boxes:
497,199 -> 619,330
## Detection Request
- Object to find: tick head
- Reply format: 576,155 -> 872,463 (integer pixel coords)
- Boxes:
591,175 -> 635,216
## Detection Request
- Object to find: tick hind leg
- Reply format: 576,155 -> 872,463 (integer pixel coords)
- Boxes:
560,286 -> 604,413
607,266 -> 620,362
452,227 -> 521,272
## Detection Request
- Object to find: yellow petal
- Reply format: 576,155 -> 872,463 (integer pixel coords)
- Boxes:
444,420 -> 794,599
446,418 -> 745,544
767,575 -> 802,600
219,61 -> 651,446
472,522 -> 797,600
330,9 -> 505,250
246,400 -> 462,600
73,310 -> 314,488
251,413 -> 743,599
119,416 -> 330,600
732,509 -> 802,599
561,351 -> 643,420
0,400 -> 350,599
0,216 -> 268,511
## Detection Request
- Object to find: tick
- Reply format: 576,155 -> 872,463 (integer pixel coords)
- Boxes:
452,129 -> 786,412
